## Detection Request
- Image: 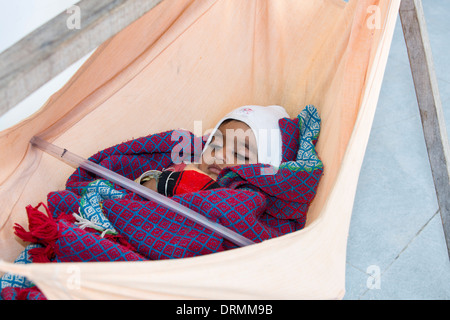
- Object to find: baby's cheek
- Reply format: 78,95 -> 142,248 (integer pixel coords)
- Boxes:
199,153 -> 207,166
201,151 -> 216,165
197,155 -> 209,170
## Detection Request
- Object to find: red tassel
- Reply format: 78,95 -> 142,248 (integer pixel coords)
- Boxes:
14,202 -> 59,262
14,224 -> 40,243
28,246 -> 53,263
26,203 -> 58,242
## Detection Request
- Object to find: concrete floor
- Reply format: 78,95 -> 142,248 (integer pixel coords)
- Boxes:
343,0 -> 450,300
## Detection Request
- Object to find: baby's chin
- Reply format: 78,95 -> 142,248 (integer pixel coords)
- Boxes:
191,162 -> 219,180
207,172 -> 219,181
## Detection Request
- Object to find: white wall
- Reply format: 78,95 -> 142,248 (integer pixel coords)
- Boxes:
0,0 -> 93,131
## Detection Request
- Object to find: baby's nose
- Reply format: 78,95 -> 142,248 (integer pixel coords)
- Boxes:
210,148 -> 225,164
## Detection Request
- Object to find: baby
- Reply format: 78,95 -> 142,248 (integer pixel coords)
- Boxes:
135,105 -> 289,196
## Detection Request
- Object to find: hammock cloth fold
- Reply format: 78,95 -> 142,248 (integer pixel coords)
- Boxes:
0,0 -> 400,299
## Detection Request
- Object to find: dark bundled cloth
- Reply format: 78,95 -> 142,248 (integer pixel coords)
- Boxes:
157,166 -> 221,197
2,105 -> 323,300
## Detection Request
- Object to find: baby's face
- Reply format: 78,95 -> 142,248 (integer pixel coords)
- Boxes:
197,120 -> 258,180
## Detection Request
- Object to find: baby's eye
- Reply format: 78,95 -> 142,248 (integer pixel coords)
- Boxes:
209,143 -> 223,149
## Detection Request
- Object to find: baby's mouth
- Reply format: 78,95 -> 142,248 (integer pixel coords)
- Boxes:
207,164 -> 222,175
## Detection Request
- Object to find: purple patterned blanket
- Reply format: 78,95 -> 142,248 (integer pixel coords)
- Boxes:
1,105 -> 323,300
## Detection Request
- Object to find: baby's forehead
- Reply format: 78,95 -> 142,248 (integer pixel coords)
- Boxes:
213,120 -> 253,139
218,119 -> 250,131
211,120 -> 257,150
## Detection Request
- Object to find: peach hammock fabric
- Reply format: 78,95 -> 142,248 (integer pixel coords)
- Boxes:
0,0 -> 400,299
